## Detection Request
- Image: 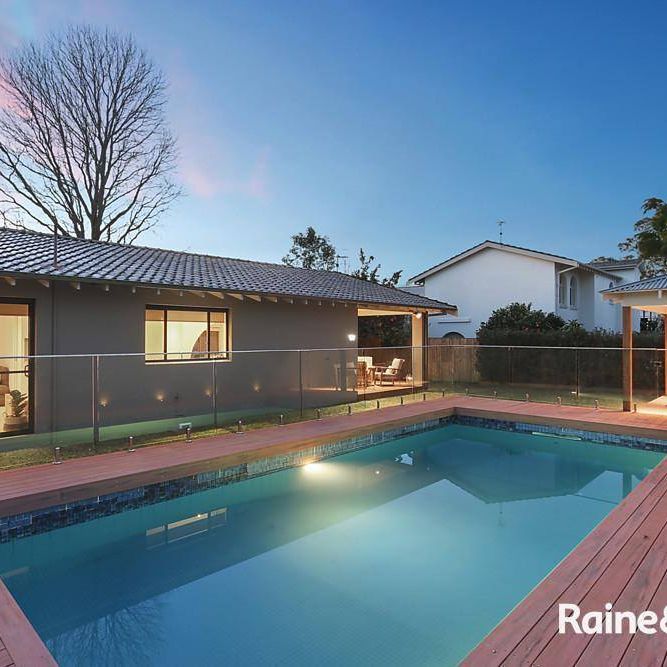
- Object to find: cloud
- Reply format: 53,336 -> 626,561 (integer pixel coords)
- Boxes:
180,147 -> 270,200
165,49 -> 271,201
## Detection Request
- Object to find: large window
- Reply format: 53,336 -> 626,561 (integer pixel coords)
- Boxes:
145,306 -> 229,362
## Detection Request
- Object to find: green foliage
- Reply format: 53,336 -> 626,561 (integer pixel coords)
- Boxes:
351,248 -> 402,287
283,229 -> 408,346
8,389 -> 27,417
476,303 -> 663,389
358,315 -> 410,348
352,248 -> 407,347
619,198 -> 667,276
282,227 -> 338,270
478,302 -> 565,333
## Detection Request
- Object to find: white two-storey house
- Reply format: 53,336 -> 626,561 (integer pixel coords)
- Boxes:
404,241 -> 642,338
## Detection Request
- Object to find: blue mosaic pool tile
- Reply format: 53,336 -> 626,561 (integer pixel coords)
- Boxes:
2,414 -> 666,544
453,415 -> 667,452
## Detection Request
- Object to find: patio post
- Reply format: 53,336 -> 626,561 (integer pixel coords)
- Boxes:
664,315 -> 667,395
622,306 -> 633,411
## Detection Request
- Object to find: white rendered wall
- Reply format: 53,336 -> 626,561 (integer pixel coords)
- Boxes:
422,247 -> 557,338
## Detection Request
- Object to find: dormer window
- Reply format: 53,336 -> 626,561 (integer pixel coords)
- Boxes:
569,276 -> 578,309
558,274 -> 567,307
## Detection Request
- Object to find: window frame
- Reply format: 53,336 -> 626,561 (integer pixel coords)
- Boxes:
569,276 -> 578,309
558,274 -> 567,307
145,304 -> 230,363
0,298 -> 35,436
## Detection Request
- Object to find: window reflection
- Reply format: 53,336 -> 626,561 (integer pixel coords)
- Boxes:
144,307 -> 229,362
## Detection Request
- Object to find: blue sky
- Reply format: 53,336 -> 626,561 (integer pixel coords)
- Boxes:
1,0 -> 666,280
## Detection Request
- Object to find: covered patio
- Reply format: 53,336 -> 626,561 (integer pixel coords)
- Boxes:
355,302 -> 454,397
603,277 -> 667,411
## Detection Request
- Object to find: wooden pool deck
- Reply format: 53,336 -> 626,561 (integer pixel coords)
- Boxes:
2,396 -> 667,665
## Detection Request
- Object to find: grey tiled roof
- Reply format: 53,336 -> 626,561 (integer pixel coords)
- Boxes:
0,228 -> 454,311
602,274 -> 667,294
589,258 -> 641,270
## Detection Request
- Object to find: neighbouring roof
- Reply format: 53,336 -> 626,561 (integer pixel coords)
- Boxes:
0,227 -> 455,312
409,240 -> 621,283
602,274 -> 667,294
589,258 -> 642,271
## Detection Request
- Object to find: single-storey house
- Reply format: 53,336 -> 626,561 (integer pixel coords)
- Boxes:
0,228 -> 454,443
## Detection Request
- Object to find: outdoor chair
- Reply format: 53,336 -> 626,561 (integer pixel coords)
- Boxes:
357,356 -> 375,384
356,361 -> 368,388
374,358 -> 406,386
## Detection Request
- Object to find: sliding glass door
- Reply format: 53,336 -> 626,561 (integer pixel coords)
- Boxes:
0,300 -> 33,435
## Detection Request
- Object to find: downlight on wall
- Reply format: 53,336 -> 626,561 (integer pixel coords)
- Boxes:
347,333 -> 357,342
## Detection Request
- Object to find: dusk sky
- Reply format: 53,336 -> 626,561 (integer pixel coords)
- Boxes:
1,0 -> 666,280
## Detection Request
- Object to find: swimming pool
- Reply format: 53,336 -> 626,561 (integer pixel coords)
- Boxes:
0,423 -> 662,666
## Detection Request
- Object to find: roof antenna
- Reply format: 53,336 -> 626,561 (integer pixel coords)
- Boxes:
497,220 -> 505,244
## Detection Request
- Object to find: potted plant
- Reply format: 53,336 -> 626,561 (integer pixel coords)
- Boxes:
4,390 -> 28,430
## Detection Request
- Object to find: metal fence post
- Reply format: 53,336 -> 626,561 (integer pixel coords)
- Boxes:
92,354 -> 100,447
299,349 -> 303,417
212,360 -> 218,429
575,348 -> 580,398
508,346 -> 513,386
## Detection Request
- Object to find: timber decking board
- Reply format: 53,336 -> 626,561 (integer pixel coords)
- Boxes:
462,429 -> 667,666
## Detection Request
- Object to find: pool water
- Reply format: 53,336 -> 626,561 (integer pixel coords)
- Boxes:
0,424 -> 662,666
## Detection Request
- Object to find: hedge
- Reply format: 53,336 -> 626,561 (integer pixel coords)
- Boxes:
476,329 -> 664,391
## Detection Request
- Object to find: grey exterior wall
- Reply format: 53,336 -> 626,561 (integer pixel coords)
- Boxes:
0,280 -> 358,440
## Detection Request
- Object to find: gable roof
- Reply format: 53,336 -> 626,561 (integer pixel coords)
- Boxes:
0,227 -> 454,312
409,240 -> 620,283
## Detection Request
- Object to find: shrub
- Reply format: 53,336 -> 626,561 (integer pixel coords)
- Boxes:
476,303 -> 663,390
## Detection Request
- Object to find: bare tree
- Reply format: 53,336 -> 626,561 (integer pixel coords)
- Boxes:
0,25 -> 180,243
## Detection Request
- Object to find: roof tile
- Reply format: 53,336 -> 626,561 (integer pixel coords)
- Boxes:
0,228 -> 453,311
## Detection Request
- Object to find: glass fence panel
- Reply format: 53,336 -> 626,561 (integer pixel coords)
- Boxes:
215,350 -> 301,428
578,347 -> 623,409
427,342 -> 485,395
0,355 -> 94,466
301,348 -> 357,414
633,348 -> 664,407
98,353 -> 214,444
2,344 -> 667,470
506,346 -> 577,404
460,345 -> 508,398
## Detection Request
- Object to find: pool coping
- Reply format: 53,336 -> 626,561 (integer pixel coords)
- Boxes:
3,396 -> 667,521
1,396 -> 667,666
0,578 -> 56,666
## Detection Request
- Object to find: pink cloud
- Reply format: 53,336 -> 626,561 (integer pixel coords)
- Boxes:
165,49 -> 271,201
180,147 -> 270,200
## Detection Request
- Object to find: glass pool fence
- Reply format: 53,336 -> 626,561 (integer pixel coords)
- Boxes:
0,344 -> 663,465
